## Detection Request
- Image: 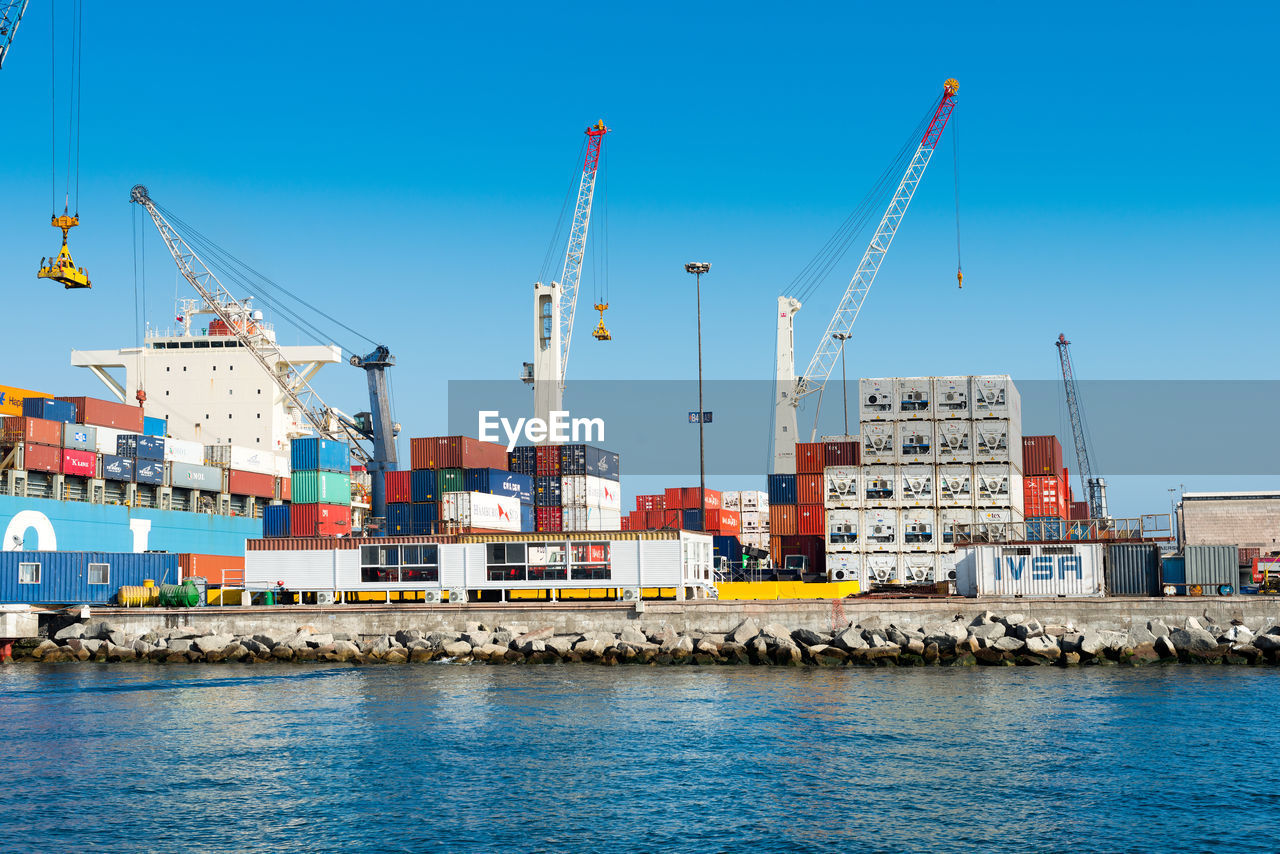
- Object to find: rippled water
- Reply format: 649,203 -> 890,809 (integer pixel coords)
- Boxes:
2,663 -> 1277,853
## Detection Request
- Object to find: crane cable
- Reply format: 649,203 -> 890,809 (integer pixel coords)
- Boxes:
49,0 -> 83,218
953,113 -> 963,289
538,136 -> 587,285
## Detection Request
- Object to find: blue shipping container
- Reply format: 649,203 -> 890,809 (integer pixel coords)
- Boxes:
713,535 -> 743,565
1162,556 -> 1185,586
411,469 -> 437,503
508,446 -> 537,475
558,444 -> 621,481
535,475 -> 562,507
135,460 -> 165,486
410,503 -> 438,535
263,504 -> 291,538
520,503 -> 535,533
386,503 -> 412,535
117,434 -> 165,461
1025,517 -> 1066,542
100,454 -> 134,483
0,551 -> 180,605
768,474 -> 797,506
290,437 -> 351,473
683,509 -> 703,531
463,468 -> 534,504
22,397 -> 76,423
586,447 -> 620,481
142,416 -> 167,437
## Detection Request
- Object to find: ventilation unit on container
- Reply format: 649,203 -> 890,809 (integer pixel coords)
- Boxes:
901,553 -> 937,584
936,550 -> 961,583
976,464 -> 1023,512
933,376 -> 971,420
935,421 -> 974,463
939,507 -> 976,545
859,378 -> 896,421
863,508 -> 898,551
825,508 -> 859,550
861,421 -> 896,464
973,419 -> 1021,465
823,466 -> 860,507
897,422 -> 934,464
864,553 -> 900,585
826,552 -> 861,583
896,377 -> 932,420
971,374 -> 1022,422
971,508 -> 1019,543
863,464 -> 896,506
900,508 -> 937,552
897,465 -> 935,507
937,465 -> 974,508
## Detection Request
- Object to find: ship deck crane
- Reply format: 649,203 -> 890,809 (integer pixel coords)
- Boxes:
0,0 -> 29,70
524,121 -> 610,428
130,184 -> 400,521
1056,333 -> 1108,521
772,79 -> 959,473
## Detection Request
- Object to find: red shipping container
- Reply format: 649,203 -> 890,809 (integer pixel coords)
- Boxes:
705,508 -> 741,536
1069,501 -> 1089,521
665,487 -> 722,511
1023,474 -> 1069,519
658,509 -> 680,529
409,437 -> 435,470
1022,436 -> 1065,477
61,448 -> 96,476
620,515 -> 631,531
179,553 -> 245,586
535,507 -> 563,532
823,440 -> 859,468
54,397 -> 144,432
384,470 -> 411,503
276,477 -> 292,502
797,504 -> 825,536
290,503 -> 352,537
797,474 -> 823,505
3,416 -> 61,447
770,504 -> 797,536
636,494 -> 665,511
1239,547 -> 1260,567
22,442 -> 60,473
536,445 -> 561,476
796,442 -> 825,474
229,469 -> 275,498
435,436 -> 509,471
663,487 -> 684,510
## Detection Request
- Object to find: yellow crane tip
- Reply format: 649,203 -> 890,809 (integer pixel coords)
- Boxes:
945,78 -> 959,95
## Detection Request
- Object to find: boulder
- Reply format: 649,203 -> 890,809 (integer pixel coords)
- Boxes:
409,647 -> 434,663
107,630 -> 130,647
1155,635 -> 1178,658
695,637 -> 721,656
719,642 -> 751,665
425,631 -> 460,647
726,619 -> 760,645
54,623 -> 86,640
384,648 -> 408,664
970,610 -> 998,626
760,623 -> 794,645
81,638 -> 103,654
462,631 -> 491,648
647,625 -> 679,646
770,644 -> 802,666
573,638 -> 606,658
84,620 -> 115,640
791,628 -> 824,647
223,644 -> 249,661
993,636 -> 1024,653
271,645 -> 294,661
1001,613 -> 1027,628
520,640 -> 546,654
1170,625 -> 1218,653
252,634 -> 279,650
545,637 -> 574,656
167,639 -> 193,653
662,635 -> 695,656
132,640 -> 153,657
833,627 -> 868,651
331,640 -> 361,662
1014,619 -> 1045,641
395,629 -> 424,646
30,640 -> 58,660
476,642 -> 514,661
1127,624 -> 1157,648
1025,636 -> 1060,660
1223,625 -> 1254,644
193,635 -> 234,654
1148,619 -> 1170,639
515,626 -> 556,644
923,642 -> 939,663
490,630 -> 514,647
1078,631 -> 1106,656
969,622 -> 1006,641
618,626 -> 648,646
924,622 -> 969,649
306,633 -> 335,648
858,615 -> 884,632
1253,634 -> 1280,652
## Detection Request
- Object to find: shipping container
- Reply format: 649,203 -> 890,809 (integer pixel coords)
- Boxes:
863,508 -> 897,551
975,463 -> 1023,512
713,535 -> 743,567
0,550 -> 180,604
682,509 -> 703,531
384,470 -> 412,503
278,476 -> 291,502
100,454 -> 134,482
795,442 -> 825,474
1184,544 -> 1238,594
290,503 -> 352,537
974,419 -> 1022,466
558,444 -> 621,481
1022,435 -> 1064,477
535,507 -> 563,532
770,504 -> 798,536
535,444 -> 561,476
1070,501 -> 1090,521
970,375 -> 1022,423
442,492 -> 522,532
705,509 -> 740,536
142,416 -> 167,437
740,490 -> 767,512
385,503 -> 412,535
864,553 -> 900,584
164,437 -> 204,466
55,397 -> 144,432
508,445 -> 537,475
767,474 -> 797,506
135,460 -> 165,486
898,553 -> 937,584
770,535 -> 825,575
410,502 -> 440,534
535,475 -> 562,507
263,504 -> 291,538
796,473 -> 823,506
559,505 -> 621,532
861,422 -> 896,464
823,466 -> 859,507
825,507 -> 858,549
826,552 -> 861,583
859,378 -> 895,420
432,436 -> 509,471
292,471 -> 352,505
0,386 -> 50,418
863,464 -> 895,506
1025,517 -> 1067,542
117,434 -> 165,461
895,377 -> 933,420
663,487 -> 722,511
61,422 -> 97,452
93,425 -> 125,457
22,396 -> 75,423
20,442 -> 60,473
464,468 -> 535,504
435,468 -> 464,495
932,376 -> 971,420
956,543 -> 1104,597
179,553 -> 245,586
721,490 -> 741,510
939,507 -> 975,546
897,421 -> 934,464
61,448 -> 96,477
822,439 -> 859,468
520,503 -> 535,533
898,465 -> 935,507
972,508 -> 1022,541
206,444 -> 277,474
900,508 -> 937,552
169,461 -> 223,491
935,420 -> 974,463
410,469 -> 437,503
1106,543 -> 1161,596
635,494 -> 665,512
2,416 -> 61,447
409,437 -> 436,470
289,437 -> 351,473
1023,474 -> 1069,519
228,469 -> 275,499
653,509 -> 680,529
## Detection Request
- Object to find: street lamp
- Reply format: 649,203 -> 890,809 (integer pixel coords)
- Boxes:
685,262 -> 710,530
832,332 -> 852,438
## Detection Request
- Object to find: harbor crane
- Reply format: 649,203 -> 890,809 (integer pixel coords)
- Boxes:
772,79 -> 959,473
523,121 -> 610,429
0,0 -> 28,70
130,184 -> 400,521
1056,333 -> 1108,521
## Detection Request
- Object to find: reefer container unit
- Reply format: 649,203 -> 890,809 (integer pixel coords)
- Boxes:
795,442 -> 825,474
384,470 -> 411,503
863,464 -> 896,506
935,420 -> 974,464
860,422 -> 896,464
900,508 -> 938,552
939,508 -> 976,547
767,474 -> 797,506
54,397 -> 144,432
207,444 -> 276,475
22,397 -> 76,423
170,461 -> 223,491
289,437 -> 351,473
0,550 -> 180,604
228,469 -> 275,499
863,508 -> 898,552
898,465 -> 935,508
61,449 -> 96,477
859,378 -> 895,420
972,508 -> 1023,542
974,419 -> 1022,466
464,468 -> 535,504
100,454 -> 134,482
292,471 -> 352,505
825,508 -> 858,551
955,543 -> 1105,597
937,465 -> 974,508
900,553 -> 938,584
864,553 -> 900,584
1105,543 -> 1161,596
970,375 -> 1022,423
2,416 -> 61,447
1184,544 -> 1238,594
822,439 -> 859,468
442,492 -> 522,532
263,504 -> 291,537
290,503 -> 352,537
62,422 -> 97,452
164,438 -> 204,466
896,421 -> 934,464
932,376 -> 971,420
826,551 -> 861,583
823,466 -> 859,507
410,469 -> 437,503
1022,435 -> 1065,477
895,377 -> 933,420
117,434 -> 164,461
975,464 -> 1024,513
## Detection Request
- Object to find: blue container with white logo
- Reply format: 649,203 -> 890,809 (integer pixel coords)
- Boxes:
410,469 -> 436,503
263,504 -> 291,538
100,454 -> 134,483
22,397 -> 76,423
142,416 -> 167,437
767,474 -> 797,506
463,468 -> 534,504
117,434 -> 165,461
135,460 -> 165,486
290,437 -> 351,473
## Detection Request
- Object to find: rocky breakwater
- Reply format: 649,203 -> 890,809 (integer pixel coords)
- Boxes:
11,611 -> 1280,667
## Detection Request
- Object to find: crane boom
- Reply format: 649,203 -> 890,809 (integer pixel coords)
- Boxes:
1056,333 -> 1107,519
558,121 -> 608,384
0,0 -> 27,70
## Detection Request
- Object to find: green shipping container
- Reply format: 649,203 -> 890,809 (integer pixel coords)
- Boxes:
436,468 -> 464,494
292,470 -> 352,505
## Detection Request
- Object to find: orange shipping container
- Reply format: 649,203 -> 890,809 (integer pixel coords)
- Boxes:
179,553 -> 246,586
1023,474 -> 1068,519
796,442 -> 825,474
797,474 -> 823,505
705,508 -> 740,536
229,469 -> 275,498
770,504 -> 797,536
21,442 -> 60,472
409,437 -> 435,470
797,504 -> 825,536
54,396 -> 144,432
2,416 -> 61,447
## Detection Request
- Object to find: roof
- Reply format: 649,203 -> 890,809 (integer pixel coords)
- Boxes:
1182,491 -> 1280,501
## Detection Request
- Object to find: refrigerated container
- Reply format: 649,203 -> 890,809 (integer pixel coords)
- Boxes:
932,376 -> 971,420
937,465 -> 974,508
900,508 -> 937,552
863,464 -> 895,506
975,464 -> 1023,512
970,375 -> 1022,423
825,507 -> 858,550
939,508 -> 975,547
863,508 -> 897,551
739,490 -> 768,511
164,437 -> 204,466
895,377 -> 933,420
861,421 -> 896,464
955,543 -> 1104,597
900,553 -> 937,584
826,552 -> 861,583
973,419 -> 1022,466
441,491 -> 523,532
896,421 -> 934,464
971,508 -> 1022,542
897,465 -> 935,507
864,553 -> 900,584
935,420 -> 974,463
859,378 -> 895,420
823,466 -> 859,507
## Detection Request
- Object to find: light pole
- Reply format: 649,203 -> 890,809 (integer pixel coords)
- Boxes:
832,332 -> 852,437
685,262 -> 710,530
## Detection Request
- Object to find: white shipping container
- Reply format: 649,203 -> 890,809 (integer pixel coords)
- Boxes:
863,464 -> 896,506
859,378 -> 896,420
826,552 -> 861,583
206,444 -> 276,474
721,491 -> 740,510
93,426 -> 123,456
741,531 -> 769,550
896,421 -> 934,464
897,465 -> 935,507
937,465 -> 975,508
441,491 -> 522,532
936,550 -> 962,584
933,376 -> 971,420
739,490 -> 768,512
864,553 -> 900,584
740,510 -> 766,530
939,507 -> 976,548
825,507 -> 859,551
587,476 -> 621,511
165,438 -> 205,466
900,508 -> 937,552
895,377 -> 933,420
274,454 -> 292,478
562,506 -> 622,531
971,374 -> 1022,424
972,508 -> 1024,542
975,463 -> 1024,513
955,543 -> 1105,597
860,421 -> 896,464
823,466 -> 859,507
900,553 -> 937,584
863,508 -> 898,551
935,421 -> 974,463
973,419 -> 1022,467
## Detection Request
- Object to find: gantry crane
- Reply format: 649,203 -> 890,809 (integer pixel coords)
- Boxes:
130,185 -> 400,521
1056,333 -> 1108,520
772,79 -> 958,473
0,0 -> 28,70
523,121 -> 610,429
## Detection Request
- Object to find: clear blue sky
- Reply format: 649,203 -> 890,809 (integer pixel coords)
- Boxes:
1,2 -> 1276,518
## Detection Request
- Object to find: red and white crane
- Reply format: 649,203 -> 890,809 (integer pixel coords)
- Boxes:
773,79 -> 959,473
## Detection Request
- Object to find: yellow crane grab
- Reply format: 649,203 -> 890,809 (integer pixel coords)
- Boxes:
37,214 -> 91,289
591,302 -> 611,340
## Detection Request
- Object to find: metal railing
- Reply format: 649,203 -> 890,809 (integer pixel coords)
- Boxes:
953,514 -> 1174,546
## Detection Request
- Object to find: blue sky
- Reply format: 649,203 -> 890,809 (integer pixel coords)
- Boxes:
1,2 -> 1276,518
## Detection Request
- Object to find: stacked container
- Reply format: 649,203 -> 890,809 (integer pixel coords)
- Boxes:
289,437 -> 352,537
502,443 -> 621,533
393,435 -> 509,535
1021,435 -> 1071,542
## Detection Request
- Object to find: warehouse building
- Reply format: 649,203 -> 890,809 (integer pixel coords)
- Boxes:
1179,492 -> 1280,554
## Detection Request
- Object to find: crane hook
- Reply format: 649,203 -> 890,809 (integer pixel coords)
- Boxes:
957,268 -> 963,289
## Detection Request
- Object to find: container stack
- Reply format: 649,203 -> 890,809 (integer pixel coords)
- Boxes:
393,435 -> 517,535
205,442 -> 280,512
289,437 -> 352,537
1022,435 -> 1070,541
769,437 -> 860,578
509,444 -> 621,532
723,490 -> 768,550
